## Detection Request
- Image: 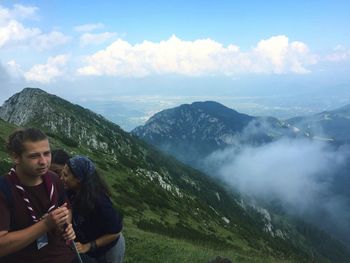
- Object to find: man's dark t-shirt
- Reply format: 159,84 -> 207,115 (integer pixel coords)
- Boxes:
0,172 -> 75,263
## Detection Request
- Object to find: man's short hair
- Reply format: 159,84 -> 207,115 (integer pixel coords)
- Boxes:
6,128 -> 48,156
51,149 -> 71,165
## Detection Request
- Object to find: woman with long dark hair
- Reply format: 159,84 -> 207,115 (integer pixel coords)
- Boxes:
61,156 -> 125,263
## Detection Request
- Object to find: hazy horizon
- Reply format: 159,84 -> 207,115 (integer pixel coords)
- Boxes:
1,1 -> 350,130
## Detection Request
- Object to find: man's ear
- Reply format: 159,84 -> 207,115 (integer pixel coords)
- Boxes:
11,153 -> 21,165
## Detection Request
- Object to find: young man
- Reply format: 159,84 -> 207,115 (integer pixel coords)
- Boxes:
51,149 -> 71,177
0,128 -> 77,263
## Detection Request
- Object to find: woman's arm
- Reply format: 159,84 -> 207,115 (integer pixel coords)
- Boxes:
75,232 -> 121,253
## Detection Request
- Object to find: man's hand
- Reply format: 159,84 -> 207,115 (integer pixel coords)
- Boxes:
61,223 -> 76,241
44,203 -> 69,230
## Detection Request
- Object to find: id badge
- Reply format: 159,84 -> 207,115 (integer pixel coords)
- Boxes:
37,234 -> 48,250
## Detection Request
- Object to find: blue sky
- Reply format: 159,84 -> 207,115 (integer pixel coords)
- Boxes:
1,1 -> 350,129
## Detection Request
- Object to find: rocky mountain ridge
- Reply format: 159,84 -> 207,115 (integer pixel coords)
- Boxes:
132,100 -> 303,167
0,88 -> 132,155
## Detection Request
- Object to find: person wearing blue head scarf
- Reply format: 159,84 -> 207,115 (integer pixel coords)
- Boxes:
62,156 -> 125,263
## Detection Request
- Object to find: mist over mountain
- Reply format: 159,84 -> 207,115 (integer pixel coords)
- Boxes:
132,100 -> 350,251
205,138 -> 350,247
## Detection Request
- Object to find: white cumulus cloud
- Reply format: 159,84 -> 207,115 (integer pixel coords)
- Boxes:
0,20 -> 40,47
325,46 -> 350,62
253,35 -> 315,74
24,54 -> 69,83
77,35 -> 316,77
10,4 -> 38,21
80,32 -> 116,47
33,31 -> 71,50
74,23 -> 104,32
6,60 -> 24,79
0,4 -> 69,50
0,4 -> 38,25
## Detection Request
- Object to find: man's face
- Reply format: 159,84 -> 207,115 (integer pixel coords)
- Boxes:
15,139 -> 52,178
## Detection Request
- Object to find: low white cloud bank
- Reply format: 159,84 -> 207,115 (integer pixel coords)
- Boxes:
205,138 -> 350,242
24,54 -> 69,83
77,35 -> 318,77
210,139 -> 341,208
0,4 -> 70,50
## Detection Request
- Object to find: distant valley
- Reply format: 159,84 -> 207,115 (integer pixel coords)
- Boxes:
77,84 -> 350,132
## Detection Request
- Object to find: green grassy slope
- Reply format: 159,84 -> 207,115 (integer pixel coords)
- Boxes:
0,88 -> 349,262
0,119 -> 303,263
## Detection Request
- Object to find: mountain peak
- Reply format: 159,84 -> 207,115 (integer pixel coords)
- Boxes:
8,87 -> 49,101
132,101 -> 256,163
0,88 -> 51,126
22,87 -> 47,93
132,100 -> 297,168
145,100 -> 253,129
191,100 -> 239,112
0,87 -> 126,154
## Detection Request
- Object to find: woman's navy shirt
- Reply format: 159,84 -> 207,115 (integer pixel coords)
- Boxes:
70,192 -> 123,258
